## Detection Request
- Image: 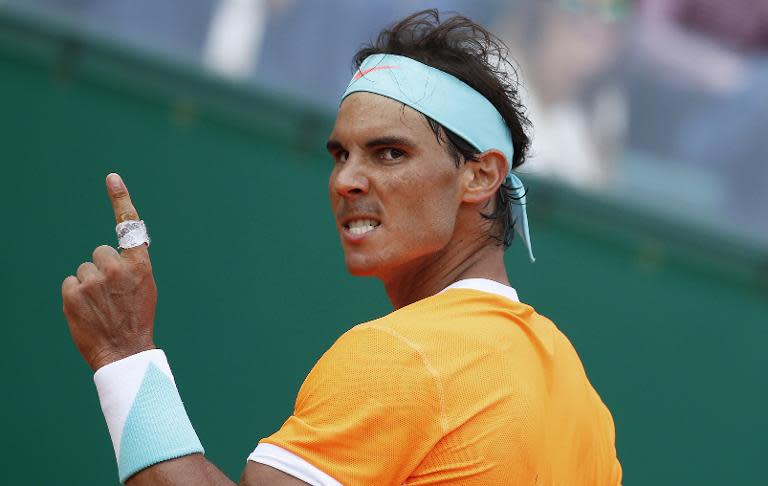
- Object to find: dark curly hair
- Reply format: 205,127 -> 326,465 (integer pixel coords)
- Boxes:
353,9 -> 532,248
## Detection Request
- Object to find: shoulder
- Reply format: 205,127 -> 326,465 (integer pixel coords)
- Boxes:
296,320 -> 445,423
307,320 -> 442,390
320,292 -> 475,363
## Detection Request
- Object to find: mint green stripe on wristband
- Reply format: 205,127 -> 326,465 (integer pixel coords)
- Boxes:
117,362 -> 204,483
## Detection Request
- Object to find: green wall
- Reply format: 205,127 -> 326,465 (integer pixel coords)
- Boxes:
1,8 -> 766,485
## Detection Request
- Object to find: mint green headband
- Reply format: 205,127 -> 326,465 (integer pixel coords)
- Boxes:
342,53 -> 535,262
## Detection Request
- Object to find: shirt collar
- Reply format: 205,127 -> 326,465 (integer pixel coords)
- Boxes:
439,278 -> 519,303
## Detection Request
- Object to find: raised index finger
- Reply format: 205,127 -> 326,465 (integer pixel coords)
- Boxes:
106,173 -> 149,260
106,173 -> 140,223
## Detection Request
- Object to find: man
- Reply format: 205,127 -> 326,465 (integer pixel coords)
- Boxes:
62,10 -> 621,485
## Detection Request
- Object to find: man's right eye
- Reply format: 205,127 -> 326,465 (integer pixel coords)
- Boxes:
335,151 -> 349,163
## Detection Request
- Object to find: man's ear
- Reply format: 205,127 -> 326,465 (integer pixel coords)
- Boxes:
461,149 -> 508,204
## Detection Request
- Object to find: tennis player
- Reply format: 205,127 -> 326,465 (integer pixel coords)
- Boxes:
62,10 -> 621,485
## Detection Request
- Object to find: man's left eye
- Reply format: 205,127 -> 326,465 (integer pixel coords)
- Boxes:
380,148 -> 405,161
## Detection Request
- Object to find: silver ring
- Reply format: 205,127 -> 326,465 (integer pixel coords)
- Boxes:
116,220 -> 150,249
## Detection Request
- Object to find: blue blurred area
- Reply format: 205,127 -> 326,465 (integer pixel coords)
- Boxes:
8,0 -> 217,55
6,0 -> 764,245
252,0 -> 497,101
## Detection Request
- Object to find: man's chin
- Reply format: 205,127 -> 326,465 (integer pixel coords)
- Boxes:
344,255 -> 383,278
345,263 -> 379,277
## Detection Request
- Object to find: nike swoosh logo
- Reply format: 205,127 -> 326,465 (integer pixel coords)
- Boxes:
353,65 -> 399,80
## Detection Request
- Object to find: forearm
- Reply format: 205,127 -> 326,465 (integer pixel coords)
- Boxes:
94,349 -> 211,483
91,349 -> 308,485
127,456 -> 309,486
126,453 -> 235,486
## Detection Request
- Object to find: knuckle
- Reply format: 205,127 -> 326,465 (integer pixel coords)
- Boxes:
112,186 -> 129,199
62,283 -> 78,301
76,262 -> 105,289
93,246 -> 122,276
78,276 -> 93,289
93,244 -> 116,258
101,261 -> 122,279
62,303 -> 75,320
132,259 -> 153,275
118,210 -> 138,222
102,258 -> 119,271
77,261 -> 94,275
80,277 -> 105,296
62,287 -> 84,312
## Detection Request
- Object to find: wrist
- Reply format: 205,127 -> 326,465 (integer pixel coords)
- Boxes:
93,349 -> 204,482
90,340 -> 156,372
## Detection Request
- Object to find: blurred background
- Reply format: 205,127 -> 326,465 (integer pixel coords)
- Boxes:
0,0 -> 766,484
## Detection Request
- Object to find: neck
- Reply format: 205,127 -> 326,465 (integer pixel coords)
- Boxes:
382,237 -> 509,310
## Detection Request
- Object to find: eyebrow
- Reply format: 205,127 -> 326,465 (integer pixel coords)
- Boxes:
325,135 -> 416,153
364,136 -> 416,149
326,139 -> 343,153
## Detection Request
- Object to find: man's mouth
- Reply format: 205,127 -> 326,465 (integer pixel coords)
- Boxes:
344,218 -> 381,236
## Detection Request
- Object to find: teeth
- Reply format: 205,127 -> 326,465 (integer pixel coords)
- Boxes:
347,219 -> 379,235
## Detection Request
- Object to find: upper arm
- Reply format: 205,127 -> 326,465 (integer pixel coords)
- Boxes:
257,325 -> 444,485
240,461 -> 310,486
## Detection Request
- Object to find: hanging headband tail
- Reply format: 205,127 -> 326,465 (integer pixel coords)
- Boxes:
506,173 -> 535,262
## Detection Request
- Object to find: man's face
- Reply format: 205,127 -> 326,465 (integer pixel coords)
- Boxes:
327,92 -> 463,280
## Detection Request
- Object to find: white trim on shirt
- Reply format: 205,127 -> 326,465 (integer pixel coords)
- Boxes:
440,278 -> 520,303
248,443 -> 342,486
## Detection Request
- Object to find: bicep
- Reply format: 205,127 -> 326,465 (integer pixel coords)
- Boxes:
258,327 -> 443,484
240,461 -> 310,486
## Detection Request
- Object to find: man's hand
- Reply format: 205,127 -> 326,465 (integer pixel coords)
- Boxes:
60,175 -> 311,485
62,173 -> 157,371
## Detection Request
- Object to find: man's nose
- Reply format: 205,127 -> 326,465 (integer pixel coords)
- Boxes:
332,158 -> 370,198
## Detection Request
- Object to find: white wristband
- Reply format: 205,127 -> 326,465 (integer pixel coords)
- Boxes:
94,349 -> 204,483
